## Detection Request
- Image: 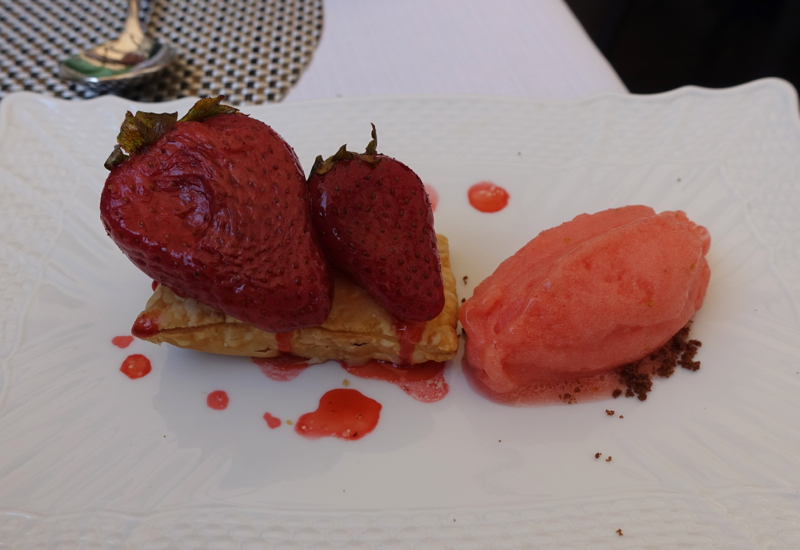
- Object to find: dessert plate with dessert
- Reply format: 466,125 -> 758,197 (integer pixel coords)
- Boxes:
1,79 -> 799,547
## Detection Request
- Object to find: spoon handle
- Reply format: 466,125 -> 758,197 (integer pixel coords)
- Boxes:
121,0 -> 145,46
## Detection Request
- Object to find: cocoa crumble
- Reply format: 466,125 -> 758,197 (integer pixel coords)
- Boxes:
605,409 -> 615,416
615,322 -> 702,401
595,452 -> 602,459
559,393 -> 577,404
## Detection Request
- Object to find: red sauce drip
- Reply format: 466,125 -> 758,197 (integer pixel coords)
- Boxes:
295,388 -> 381,440
151,280 -> 160,291
275,332 -> 293,353
132,313 -> 161,338
111,335 -> 134,349
263,412 -> 282,429
120,354 -> 151,379
424,183 -> 439,212
341,360 -> 448,403
392,318 -> 426,364
468,182 -> 509,213
252,355 -> 313,381
207,390 -> 229,410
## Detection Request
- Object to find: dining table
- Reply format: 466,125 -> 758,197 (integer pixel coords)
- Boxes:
2,1 -> 800,549
0,0 -> 625,104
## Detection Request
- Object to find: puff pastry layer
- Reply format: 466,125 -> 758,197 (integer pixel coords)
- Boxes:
133,235 -> 459,365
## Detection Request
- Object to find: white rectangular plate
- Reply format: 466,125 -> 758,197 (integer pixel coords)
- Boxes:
1,80 -> 799,548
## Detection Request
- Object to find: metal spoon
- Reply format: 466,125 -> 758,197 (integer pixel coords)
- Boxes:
59,0 -> 175,89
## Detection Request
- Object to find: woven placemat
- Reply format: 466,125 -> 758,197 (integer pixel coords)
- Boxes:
0,0 -> 323,104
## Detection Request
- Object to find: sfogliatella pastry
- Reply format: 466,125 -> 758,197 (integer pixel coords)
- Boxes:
133,234 -> 458,365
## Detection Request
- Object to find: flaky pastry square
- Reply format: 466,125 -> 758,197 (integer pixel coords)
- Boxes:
133,235 -> 459,365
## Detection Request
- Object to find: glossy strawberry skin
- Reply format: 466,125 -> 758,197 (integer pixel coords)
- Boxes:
101,113 -> 333,332
307,152 -> 444,322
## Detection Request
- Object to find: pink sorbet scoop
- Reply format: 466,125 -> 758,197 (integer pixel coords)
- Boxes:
459,205 -> 711,405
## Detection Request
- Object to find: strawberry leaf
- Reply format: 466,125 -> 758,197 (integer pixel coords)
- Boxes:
106,96 -> 238,171
104,144 -> 128,171
310,125 -> 382,176
179,96 -> 239,123
106,110 -> 178,170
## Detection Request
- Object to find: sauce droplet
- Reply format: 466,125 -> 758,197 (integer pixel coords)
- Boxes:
468,181 -> 509,213
132,313 -> 161,338
424,183 -> 439,212
120,354 -> 151,379
207,390 -> 229,410
112,335 -> 134,349
341,360 -> 448,403
392,318 -> 426,364
295,388 -> 382,440
263,412 -> 281,429
252,355 -> 314,381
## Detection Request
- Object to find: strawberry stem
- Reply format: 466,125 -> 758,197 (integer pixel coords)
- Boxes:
365,123 -> 378,156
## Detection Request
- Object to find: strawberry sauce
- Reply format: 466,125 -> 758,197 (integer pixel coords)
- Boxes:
111,335 -> 134,349
468,182 -> 509,213
295,388 -> 381,440
207,390 -> 229,410
252,356 -> 314,381
132,313 -> 160,338
120,354 -> 151,379
263,412 -> 282,429
341,360 -> 448,403
275,332 -> 293,353
392,319 -> 426,364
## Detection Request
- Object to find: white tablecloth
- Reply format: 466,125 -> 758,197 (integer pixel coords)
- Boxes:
284,0 -> 627,102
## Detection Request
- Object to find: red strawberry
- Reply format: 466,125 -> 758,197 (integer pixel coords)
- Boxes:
100,97 -> 333,332
307,126 -> 444,322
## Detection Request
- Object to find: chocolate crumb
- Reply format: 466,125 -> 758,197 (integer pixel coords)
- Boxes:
461,297 -> 465,303
605,409 -> 615,416
619,415 -> 624,419
559,393 -> 577,404
462,275 -> 468,285
606,456 -> 612,462
680,339 -> 702,371
615,322 -> 702,400
616,529 -> 624,536
595,452 -> 602,459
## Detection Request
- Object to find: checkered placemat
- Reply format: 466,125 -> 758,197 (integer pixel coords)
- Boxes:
0,0 -> 323,104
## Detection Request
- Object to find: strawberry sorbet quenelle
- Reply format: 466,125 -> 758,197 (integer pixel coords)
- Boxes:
459,206 -> 711,405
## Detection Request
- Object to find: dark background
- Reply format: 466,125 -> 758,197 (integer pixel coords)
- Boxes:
565,0 -> 800,93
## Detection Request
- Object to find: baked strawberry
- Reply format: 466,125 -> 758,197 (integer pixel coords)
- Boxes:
100,97 -> 333,333
307,126 -> 444,322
